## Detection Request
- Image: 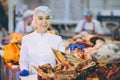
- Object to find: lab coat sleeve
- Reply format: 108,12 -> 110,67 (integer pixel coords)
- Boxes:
95,21 -> 104,34
15,22 -> 21,32
19,37 -> 29,71
57,36 -> 65,53
75,21 -> 83,33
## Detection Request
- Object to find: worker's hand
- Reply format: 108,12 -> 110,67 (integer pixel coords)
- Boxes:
76,44 -> 86,50
70,44 -> 77,51
70,44 -> 86,51
19,69 -> 29,76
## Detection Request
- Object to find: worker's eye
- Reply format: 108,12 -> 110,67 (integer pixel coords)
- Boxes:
38,17 -> 43,20
46,17 -> 50,20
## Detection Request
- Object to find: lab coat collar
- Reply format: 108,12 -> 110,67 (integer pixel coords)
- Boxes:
34,30 -> 49,37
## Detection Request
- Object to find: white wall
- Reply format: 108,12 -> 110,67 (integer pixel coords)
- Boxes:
89,0 -> 120,16
16,0 -> 120,21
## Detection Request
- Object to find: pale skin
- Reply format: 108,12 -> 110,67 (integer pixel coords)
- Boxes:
35,13 -> 51,34
85,15 -> 92,22
24,15 -> 33,25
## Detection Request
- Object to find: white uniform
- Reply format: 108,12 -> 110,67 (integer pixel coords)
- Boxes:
75,19 -> 104,34
19,31 -> 65,74
15,21 -> 34,34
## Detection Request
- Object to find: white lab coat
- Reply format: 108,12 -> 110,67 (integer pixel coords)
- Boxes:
15,21 -> 34,34
19,31 -> 65,74
75,19 -> 104,34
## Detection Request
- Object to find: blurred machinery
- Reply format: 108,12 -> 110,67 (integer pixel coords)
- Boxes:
97,10 -> 120,41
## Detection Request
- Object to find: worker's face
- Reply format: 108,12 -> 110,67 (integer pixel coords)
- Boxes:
35,13 -> 51,33
85,15 -> 92,22
25,16 -> 33,25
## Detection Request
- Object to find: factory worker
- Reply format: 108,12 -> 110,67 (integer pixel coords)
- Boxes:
75,9 -> 104,35
19,6 -> 65,76
15,10 -> 34,35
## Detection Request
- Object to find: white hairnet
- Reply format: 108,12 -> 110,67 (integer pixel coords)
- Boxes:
83,9 -> 93,16
23,10 -> 33,19
31,6 -> 52,27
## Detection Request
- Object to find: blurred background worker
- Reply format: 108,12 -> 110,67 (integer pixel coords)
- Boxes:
0,23 -> 9,44
15,10 -> 34,35
75,9 -> 104,35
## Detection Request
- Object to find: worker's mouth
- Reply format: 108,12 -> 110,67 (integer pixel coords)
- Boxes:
41,24 -> 47,28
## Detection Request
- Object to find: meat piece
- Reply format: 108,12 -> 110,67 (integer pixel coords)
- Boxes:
54,70 -> 77,80
71,48 -> 88,60
106,65 -> 120,80
90,36 -> 105,45
32,64 -> 54,79
52,48 -> 67,63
